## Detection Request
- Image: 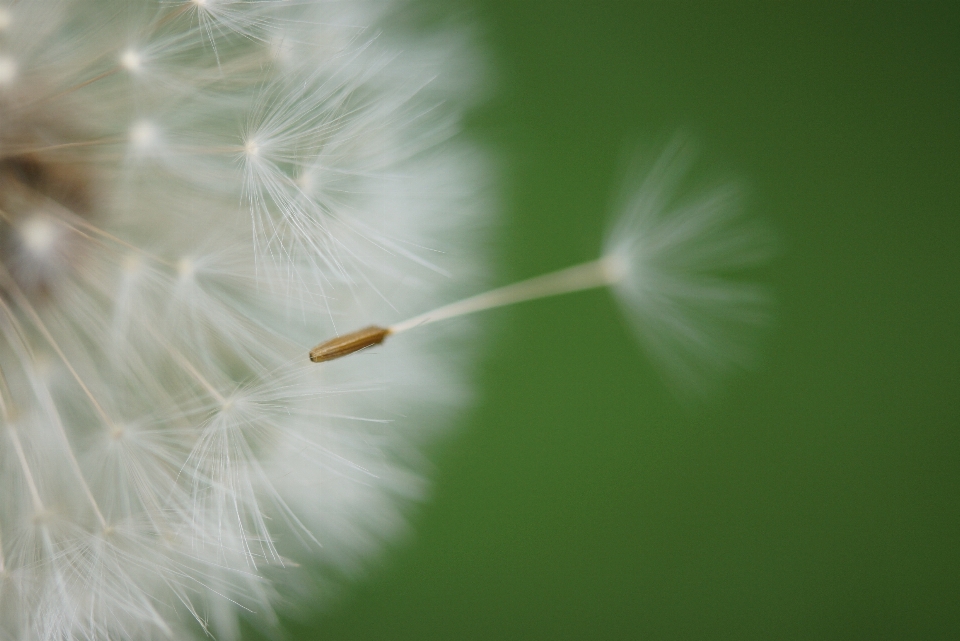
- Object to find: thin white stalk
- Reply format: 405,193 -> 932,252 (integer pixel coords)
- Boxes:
311,255 -> 629,363
390,254 -> 626,334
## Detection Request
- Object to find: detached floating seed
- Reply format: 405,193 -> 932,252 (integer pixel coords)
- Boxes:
310,256 -> 626,364
309,325 -> 391,363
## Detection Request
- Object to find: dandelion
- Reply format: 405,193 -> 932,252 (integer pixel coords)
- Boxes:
0,1 -> 489,639
0,0 -> 771,638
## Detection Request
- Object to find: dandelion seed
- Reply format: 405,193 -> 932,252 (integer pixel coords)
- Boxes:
309,325 -> 390,363
314,137 -> 772,396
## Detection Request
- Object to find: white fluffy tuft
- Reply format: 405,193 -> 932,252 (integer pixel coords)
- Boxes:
605,137 -> 774,397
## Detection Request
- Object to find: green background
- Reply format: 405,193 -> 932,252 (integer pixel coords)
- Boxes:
302,2 -> 960,639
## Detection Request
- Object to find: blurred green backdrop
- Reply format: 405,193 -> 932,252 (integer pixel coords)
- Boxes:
298,2 -> 959,639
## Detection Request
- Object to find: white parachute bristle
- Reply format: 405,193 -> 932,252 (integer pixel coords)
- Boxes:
605,137 -> 775,397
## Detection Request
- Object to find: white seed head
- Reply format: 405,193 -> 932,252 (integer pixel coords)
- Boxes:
0,1 -> 490,639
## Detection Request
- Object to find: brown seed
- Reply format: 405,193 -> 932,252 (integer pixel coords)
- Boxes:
309,326 -> 391,363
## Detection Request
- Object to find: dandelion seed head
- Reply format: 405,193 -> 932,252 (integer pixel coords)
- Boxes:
0,0 -> 490,638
